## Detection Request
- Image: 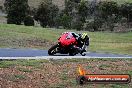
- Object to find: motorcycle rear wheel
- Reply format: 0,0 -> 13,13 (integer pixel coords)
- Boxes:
48,44 -> 59,55
69,53 -> 74,56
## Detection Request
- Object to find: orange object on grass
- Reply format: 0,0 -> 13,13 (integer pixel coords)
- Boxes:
78,65 -> 86,75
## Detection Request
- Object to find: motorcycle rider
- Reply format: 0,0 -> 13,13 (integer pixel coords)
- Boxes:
66,32 -> 89,53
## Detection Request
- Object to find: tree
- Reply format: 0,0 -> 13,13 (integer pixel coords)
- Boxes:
73,0 -> 90,30
120,3 -> 132,22
48,4 -> 59,27
4,0 -> 29,25
34,1 -> 59,27
95,1 -> 119,31
24,16 -> 34,26
64,0 -> 75,15
70,0 -> 81,3
97,1 -> 119,19
60,14 -> 72,29
78,0 -> 89,22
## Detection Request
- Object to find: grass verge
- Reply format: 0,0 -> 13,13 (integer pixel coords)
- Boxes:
0,58 -> 132,88
0,24 -> 132,55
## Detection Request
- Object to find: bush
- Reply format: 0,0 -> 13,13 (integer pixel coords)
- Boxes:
0,6 -> 2,10
72,20 -> 83,30
97,1 -> 119,19
34,1 -> 59,27
4,0 -> 29,25
24,16 -> 34,26
60,14 -> 72,29
84,18 -> 104,31
120,3 -> 132,22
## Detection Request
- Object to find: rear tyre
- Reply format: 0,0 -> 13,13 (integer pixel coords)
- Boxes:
48,44 -> 59,55
69,52 -> 74,56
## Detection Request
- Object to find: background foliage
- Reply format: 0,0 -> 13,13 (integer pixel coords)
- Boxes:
3,0 -> 132,32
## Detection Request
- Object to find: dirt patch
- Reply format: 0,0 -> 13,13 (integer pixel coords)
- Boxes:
25,38 -> 56,49
0,59 -> 132,88
0,37 -> 56,49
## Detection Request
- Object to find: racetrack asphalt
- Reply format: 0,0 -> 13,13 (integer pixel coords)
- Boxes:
0,48 -> 131,58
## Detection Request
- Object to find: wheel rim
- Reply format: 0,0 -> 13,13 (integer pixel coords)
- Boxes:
51,48 -> 58,54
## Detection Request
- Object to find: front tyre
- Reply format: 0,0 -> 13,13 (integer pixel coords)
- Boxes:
48,44 -> 59,55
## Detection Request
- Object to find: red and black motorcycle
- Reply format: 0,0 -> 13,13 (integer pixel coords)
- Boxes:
48,32 -> 86,56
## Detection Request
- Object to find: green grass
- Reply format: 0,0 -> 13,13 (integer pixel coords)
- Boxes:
17,67 -> 32,72
9,74 -> 27,82
99,64 -> 111,68
0,24 -> 132,55
99,64 -> 112,70
13,74 -> 27,80
0,59 -> 49,68
3,74 -> 27,82
0,60 -> 16,68
128,71 -> 132,75
110,84 -> 130,88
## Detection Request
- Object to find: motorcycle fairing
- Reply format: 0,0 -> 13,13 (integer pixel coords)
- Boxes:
58,32 -> 77,46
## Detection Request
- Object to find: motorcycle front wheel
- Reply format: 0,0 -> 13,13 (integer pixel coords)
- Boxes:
48,44 -> 59,55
